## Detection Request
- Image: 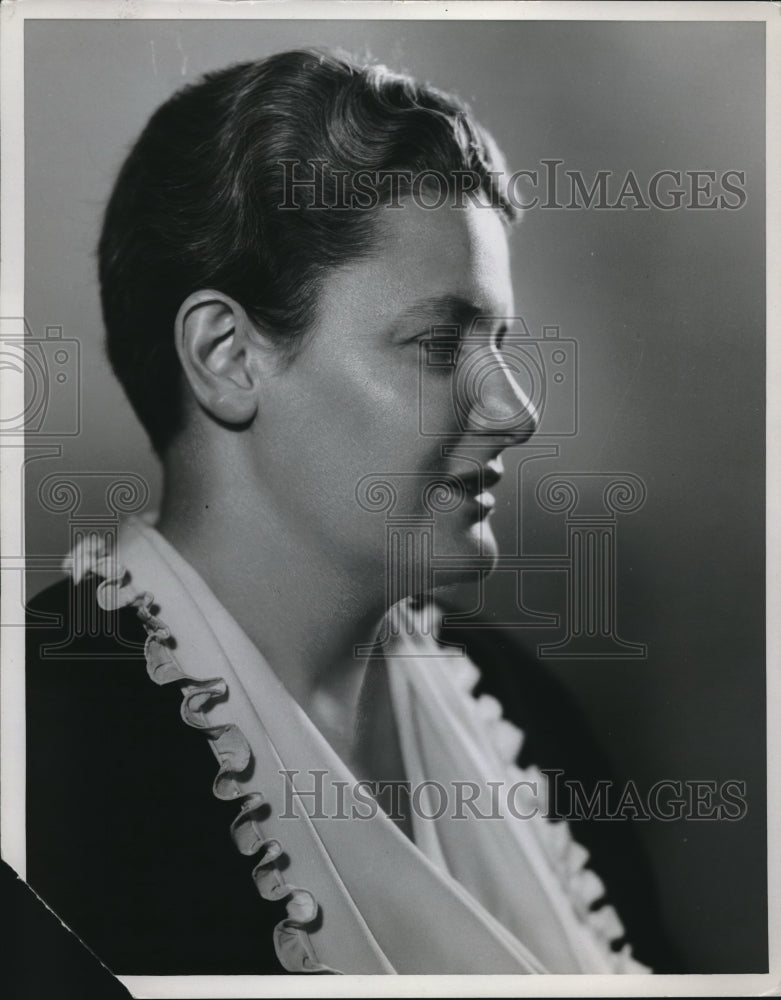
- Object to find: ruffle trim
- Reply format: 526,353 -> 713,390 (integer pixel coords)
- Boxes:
66,533 -> 339,975
448,644 -> 651,974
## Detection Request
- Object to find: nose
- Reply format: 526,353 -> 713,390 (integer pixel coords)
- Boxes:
455,342 -> 540,444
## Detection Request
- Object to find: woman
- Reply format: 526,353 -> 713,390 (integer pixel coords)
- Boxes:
26,49 -> 662,976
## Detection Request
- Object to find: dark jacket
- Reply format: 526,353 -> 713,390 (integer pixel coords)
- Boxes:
25,575 -> 677,975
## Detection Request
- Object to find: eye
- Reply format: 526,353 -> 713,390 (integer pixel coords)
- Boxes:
420,327 -> 463,371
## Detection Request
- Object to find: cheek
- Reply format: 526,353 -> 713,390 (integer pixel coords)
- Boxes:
305,351 -> 454,468
264,346 -> 463,550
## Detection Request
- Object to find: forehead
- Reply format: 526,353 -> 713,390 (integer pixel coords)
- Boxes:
314,200 -> 514,332
375,200 -> 513,314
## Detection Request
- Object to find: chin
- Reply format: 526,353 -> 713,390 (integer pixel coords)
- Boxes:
470,516 -> 499,554
385,511 -> 500,601
429,516 -> 500,589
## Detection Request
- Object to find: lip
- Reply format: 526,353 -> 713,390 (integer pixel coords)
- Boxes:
473,490 -> 496,511
451,457 -> 504,496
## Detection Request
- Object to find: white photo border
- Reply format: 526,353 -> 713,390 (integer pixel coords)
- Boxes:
1,2 -> 777,997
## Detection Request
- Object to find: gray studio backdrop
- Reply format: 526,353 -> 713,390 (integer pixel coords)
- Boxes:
22,19 -> 765,972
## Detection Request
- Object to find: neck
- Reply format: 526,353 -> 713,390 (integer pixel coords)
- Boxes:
155,436 -> 391,764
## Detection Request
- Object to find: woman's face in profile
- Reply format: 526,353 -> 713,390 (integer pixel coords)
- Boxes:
252,198 -> 536,592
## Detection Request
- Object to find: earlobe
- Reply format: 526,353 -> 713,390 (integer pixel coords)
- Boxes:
174,290 -> 259,426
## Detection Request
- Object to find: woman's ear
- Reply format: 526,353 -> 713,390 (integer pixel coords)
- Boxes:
174,290 -> 263,426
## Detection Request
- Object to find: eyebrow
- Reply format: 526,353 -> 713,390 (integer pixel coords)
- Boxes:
396,294 -> 485,328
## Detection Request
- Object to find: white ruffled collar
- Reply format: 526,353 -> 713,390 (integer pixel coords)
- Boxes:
67,515 -> 649,976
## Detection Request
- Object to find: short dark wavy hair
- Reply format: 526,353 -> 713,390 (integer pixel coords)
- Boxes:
98,48 -> 516,456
